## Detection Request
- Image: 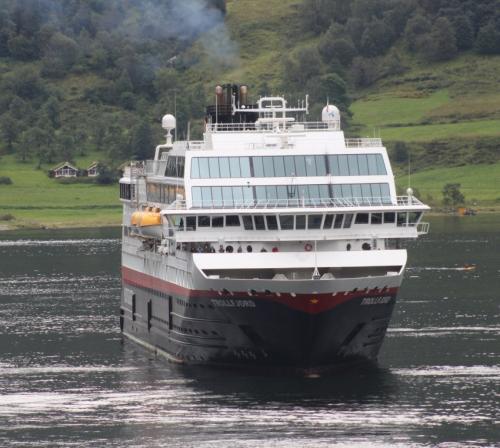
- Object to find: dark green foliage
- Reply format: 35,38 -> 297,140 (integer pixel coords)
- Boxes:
96,163 -> 117,185
360,19 -> 394,56
421,17 -> 457,62
0,176 -> 13,185
393,141 -> 409,163
284,46 -> 323,86
130,120 -> 155,161
442,183 -> 465,206
452,15 -> 474,51
300,0 -> 500,72
476,22 -> 500,54
404,14 -> 432,51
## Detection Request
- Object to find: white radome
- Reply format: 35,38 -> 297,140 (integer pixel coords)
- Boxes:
162,114 -> 176,131
322,104 -> 340,122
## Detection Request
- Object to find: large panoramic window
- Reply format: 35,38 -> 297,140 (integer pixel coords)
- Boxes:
191,183 -> 391,207
190,154 -> 387,179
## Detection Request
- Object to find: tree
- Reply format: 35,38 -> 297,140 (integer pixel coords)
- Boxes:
421,17 -> 457,62
56,131 -> 75,162
0,114 -> 21,154
130,120 -> 154,161
284,46 -> 323,86
42,97 -> 61,129
96,163 -> 116,184
404,14 -> 431,52
442,183 -> 465,206
476,22 -> 500,55
393,141 -> 409,163
321,37 -> 356,65
306,73 -> 350,112
360,19 -> 394,56
452,15 -> 474,51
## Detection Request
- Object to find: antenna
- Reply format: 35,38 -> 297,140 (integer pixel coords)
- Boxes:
408,150 -> 411,189
174,91 -> 177,142
407,150 -> 413,204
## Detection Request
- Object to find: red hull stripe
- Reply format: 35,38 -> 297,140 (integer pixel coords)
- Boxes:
122,266 -> 398,314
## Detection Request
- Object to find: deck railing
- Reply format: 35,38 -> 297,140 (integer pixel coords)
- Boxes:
165,195 -> 425,211
206,121 -> 341,133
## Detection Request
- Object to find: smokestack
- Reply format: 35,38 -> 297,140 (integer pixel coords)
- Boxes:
239,85 -> 248,105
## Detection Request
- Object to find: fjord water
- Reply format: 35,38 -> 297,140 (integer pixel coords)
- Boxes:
0,218 -> 498,448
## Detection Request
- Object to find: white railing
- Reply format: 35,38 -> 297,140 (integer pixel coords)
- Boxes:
345,138 -> 382,148
123,162 -> 145,177
173,140 -> 205,151
206,121 -> 340,133
165,195 -> 424,211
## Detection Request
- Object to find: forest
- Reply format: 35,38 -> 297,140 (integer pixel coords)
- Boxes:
0,0 -> 500,172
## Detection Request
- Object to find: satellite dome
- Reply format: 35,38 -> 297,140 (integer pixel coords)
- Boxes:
322,104 -> 340,122
162,114 -> 176,131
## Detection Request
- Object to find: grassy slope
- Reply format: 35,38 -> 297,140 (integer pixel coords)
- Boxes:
395,163 -> 500,205
0,154 -> 121,228
350,54 -> 500,205
2,2 -> 500,230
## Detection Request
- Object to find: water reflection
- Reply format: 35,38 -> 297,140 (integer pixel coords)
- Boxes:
0,218 -> 498,447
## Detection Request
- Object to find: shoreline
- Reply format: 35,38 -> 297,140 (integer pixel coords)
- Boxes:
1,208 -> 499,232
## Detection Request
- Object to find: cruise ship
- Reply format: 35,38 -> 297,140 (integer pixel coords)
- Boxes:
119,84 -> 430,372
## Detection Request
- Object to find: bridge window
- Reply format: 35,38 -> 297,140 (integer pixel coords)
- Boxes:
212,216 -> 223,228
296,215 -> 306,230
397,212 -> 408,227
323,214 -> 334,229
186,216 -> 196,231
344,214 -> 354,228
266,215 -> 278,230
198,216 -> 210,227
254,215 -> 265,230
355,213 -> 370,224
333,214 -> 344,229
371,213 -> 382,224
242,216 -> 253,230
226,215 -> 240,227
280,215 -> 294,230
308,214 -> 323,229
384,212 -> 395,223
408,212 -> 422,225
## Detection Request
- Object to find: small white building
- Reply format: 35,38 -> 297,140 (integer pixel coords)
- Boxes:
87,161 -> 99,177
51,162 -> 79,178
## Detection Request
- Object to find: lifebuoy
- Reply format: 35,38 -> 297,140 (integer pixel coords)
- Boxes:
304,243 -> 313,252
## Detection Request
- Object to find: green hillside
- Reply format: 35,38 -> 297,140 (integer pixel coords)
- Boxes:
1,0 -> 500,229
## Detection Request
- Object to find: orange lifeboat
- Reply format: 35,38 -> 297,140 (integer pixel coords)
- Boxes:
131,211 -> 162,238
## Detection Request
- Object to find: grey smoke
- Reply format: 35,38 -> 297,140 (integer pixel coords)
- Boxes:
11,0 -> 239,67
110,0 -> 240,67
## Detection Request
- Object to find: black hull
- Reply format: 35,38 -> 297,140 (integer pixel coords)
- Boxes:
120,280 -> 397,373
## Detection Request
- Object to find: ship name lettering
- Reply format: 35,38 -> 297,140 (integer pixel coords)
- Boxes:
211,299 -> 256,308
360,296 -> 392,306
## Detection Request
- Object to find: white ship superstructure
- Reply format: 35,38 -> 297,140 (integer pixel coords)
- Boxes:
119,85 -> 429,371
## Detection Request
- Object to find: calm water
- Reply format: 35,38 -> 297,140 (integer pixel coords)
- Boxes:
0,217 -> 498,447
